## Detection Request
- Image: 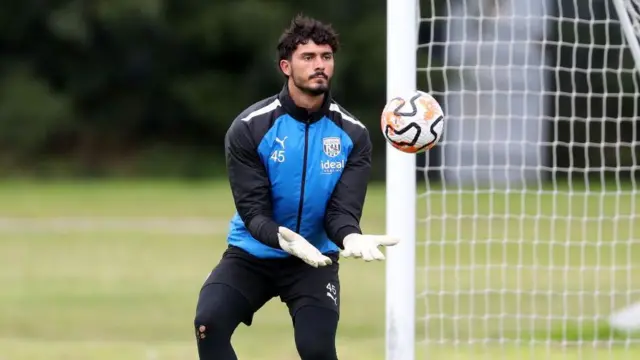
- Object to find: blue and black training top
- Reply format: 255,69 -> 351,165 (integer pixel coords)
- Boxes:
224,84 -> 372,259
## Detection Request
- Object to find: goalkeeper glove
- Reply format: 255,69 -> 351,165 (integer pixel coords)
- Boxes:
278,227 -> 333,268
341,233 -> 400,261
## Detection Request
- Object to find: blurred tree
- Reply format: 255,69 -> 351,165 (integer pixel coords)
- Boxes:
0,65 -> 71,167
0,0 -> 391,178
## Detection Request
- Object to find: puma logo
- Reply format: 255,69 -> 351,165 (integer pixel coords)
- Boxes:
275,136 -> 287,149
326,292 -> 337,306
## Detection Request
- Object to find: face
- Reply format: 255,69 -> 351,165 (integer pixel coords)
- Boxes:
280,41 -> 334,96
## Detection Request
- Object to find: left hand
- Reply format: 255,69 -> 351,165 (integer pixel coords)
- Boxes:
341,233 -> 400,261
278,226 -> 333,268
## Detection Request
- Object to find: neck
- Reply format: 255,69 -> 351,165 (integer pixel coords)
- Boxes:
288,79 -> 324,112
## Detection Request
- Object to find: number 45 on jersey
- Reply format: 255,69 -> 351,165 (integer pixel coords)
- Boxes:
271,136 -> 287,163
271,150 -> 285,163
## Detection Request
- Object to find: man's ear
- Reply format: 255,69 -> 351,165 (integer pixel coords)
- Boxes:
279,59 -> 291,77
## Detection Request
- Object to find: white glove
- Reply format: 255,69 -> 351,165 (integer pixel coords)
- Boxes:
278,227 -> 333,268
341,233 -> 400,261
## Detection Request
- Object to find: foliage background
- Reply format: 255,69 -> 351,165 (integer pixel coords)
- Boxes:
0,0 -> 636,181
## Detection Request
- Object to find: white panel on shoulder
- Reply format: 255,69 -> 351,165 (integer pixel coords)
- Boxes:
241,99 -> 281,122
329,103 -> 365,128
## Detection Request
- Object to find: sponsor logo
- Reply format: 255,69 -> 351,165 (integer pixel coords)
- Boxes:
321,159 -> 345,174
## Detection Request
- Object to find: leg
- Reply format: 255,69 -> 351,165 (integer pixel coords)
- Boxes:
276,253 -> 341,360
194,246 -> 276,360
293,306 -> 339,360
194,283 -> 253,360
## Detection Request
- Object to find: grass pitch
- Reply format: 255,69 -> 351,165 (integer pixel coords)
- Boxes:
1,180 -> 640,359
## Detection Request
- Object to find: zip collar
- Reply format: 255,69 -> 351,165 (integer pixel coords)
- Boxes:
278,83 -> 332,124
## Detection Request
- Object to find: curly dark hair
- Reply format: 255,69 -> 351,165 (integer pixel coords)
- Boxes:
277,14 -> 340,61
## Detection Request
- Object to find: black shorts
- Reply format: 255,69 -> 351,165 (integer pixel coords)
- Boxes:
201,245 -> 340,326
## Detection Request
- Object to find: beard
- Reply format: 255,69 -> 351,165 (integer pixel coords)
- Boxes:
291,70 -> 331,96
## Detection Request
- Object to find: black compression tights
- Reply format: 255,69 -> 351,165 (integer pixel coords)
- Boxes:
194,283 -> 339,360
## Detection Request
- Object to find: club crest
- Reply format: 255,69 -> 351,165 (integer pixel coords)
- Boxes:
322,137 -> 341,158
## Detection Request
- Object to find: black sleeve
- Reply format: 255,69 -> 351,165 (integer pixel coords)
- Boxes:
324,128 -> 373,248
225,119 -> 280,248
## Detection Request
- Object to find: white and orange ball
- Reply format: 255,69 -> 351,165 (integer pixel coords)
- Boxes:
380,90 -> 444,154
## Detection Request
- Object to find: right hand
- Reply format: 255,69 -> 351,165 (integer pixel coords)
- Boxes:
278,227 -> 333,268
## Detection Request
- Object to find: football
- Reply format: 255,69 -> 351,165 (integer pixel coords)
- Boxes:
380,90 -> 445,154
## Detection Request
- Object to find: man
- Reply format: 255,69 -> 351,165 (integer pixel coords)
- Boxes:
194,15 -> 399,360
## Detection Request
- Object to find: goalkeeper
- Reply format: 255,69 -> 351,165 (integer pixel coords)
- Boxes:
193,14 -> 399,360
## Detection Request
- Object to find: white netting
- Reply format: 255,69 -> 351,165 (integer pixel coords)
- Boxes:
416,0 -> 640,357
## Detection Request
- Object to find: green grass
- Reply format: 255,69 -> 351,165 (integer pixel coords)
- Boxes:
1,180 -> 640,359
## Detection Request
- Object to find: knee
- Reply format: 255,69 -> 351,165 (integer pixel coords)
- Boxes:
194,304 -> 231,341
194,284 -> 250,341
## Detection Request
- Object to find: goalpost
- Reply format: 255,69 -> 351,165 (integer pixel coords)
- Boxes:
386,0 -> 640,359
385,0 -> 417,360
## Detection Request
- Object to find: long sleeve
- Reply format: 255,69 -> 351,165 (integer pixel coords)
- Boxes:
225,119 -> 280,248
324,128 -> 373,248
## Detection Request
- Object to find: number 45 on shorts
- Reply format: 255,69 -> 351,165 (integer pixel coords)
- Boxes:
326,282 -> 338,306
326,283 -> 337,294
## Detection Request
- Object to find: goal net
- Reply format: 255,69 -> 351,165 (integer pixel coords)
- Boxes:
386,0 -> 640,359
